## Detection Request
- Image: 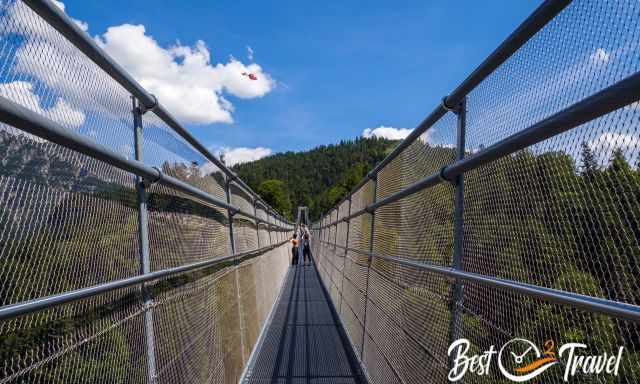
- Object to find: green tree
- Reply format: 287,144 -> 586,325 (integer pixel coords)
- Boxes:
257,179 -> 293,219
580,141 -> 598,176
233,137 -> 397,219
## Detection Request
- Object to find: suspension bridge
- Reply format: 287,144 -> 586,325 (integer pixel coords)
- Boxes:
0,0 -> 639,383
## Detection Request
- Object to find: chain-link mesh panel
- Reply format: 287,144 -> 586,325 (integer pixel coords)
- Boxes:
1,300 -> 149,384
464,108 -> 640,302
376,116 -> 456,202
0,129 -> 147,382
330,248 -> 343,311
4,0 -> 640,381
313,2 -> 640,380
364,264 -> 450,383
233,215 -> 259,254
256,206 -> 270,247
141,112 -> 227,199
327,210 -> 337,247
0,142 -> 139,305
238,246 -> 291,369
0,2 -> 293,381
238,258 -> 261,365
459,281 -> 640,383
333,182 -> 374,358
339,250 -> 367,356
151,268 -> 230,384
374,114 -> 455,267
0,0 -> 135,158
348,181 -> 374,251
461,109 -> 640,382
230,183 -> 255,216
336,200 -> 349,248
147,183 -> 231,271
149,244 -> 290,384
362,331 -> 402,384
465,0 -> 640,151
329,209 -> 341,307
361,140 -> 455,383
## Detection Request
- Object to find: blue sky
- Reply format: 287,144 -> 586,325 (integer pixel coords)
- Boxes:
2,1 -> 637,167
59,0 -> 543,161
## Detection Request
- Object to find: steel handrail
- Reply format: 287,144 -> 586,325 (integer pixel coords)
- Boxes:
316,70 -> 640,229
316,240 -> 640,322
319,0 -> 571,221
21,0 -> 292,225
0,95 -> 293,230
0,239 -> 290,321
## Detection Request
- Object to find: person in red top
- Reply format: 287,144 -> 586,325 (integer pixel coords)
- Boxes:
290,233 -> 299,266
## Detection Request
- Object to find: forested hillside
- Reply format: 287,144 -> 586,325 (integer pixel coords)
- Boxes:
232,137 -> 398,219
0,130 -> 291,381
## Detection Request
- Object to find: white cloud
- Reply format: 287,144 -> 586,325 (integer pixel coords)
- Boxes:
95,24 -> 275,124
0,81 -> 85,128
625,101 -> 640,111
2,0 -> 129,126
51,0 -> 65,11
219,146 -> 272,166
73,18 -> 89,32
362,126 -> 412,140
589,132 -> 639,151
588,132 -> 639,165
361,125 -> 456,149
2,1 -> 274,127
3,0 -> 58,38
47,1 -> 89,31
590,48 -> 610,65
247,46 -> 254,61
198,161 -> 223,176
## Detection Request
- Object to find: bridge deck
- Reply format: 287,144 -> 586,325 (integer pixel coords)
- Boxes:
242,259 -> 366,383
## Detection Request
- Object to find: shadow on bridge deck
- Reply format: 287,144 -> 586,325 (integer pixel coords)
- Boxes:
242,261 -> 366,383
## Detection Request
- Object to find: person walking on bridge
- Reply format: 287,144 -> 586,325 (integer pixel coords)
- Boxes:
302,233 -> 312,265
290,233 -> 300,266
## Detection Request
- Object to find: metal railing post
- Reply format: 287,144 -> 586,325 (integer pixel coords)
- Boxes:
333,209 -> 339,248
224,177 -> 237,255
317,219 -> 323,264
360,175 -> 377,357
448,97 -> 467,370
254,200 -> 260,248
339,196 -> 352,314
331,209 -> 338,296
329,209 -> 337,277
225,177 -> 246,363
131,97 -> 157,383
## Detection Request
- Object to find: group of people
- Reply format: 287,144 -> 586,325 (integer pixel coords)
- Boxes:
290,225 -> 312,266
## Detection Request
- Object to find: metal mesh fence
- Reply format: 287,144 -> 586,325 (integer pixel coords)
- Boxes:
147,182 -> 232,271
0,1 -> 294,382
312,1 -> 640,383
3,0 -> 640,382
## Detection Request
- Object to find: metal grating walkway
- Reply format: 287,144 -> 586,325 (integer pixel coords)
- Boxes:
242,259 -> 366,384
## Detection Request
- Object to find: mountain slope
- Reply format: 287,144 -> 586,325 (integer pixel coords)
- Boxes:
232,137 -> 397,219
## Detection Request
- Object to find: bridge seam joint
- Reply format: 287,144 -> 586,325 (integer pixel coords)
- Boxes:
441,95 -> 459,113
438,165 -> 453,183
144,166 -> 163,187
139,94 -> 158,114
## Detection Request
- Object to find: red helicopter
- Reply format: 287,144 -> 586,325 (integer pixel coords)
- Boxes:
242,72 -> 258,80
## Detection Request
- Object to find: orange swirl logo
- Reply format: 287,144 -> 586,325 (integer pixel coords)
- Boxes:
497,338 -> 559,382
448,338 -> 623,382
